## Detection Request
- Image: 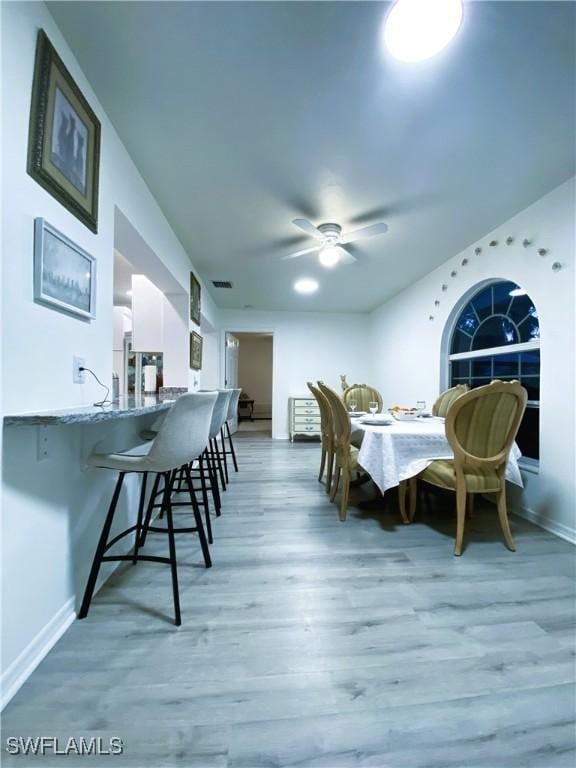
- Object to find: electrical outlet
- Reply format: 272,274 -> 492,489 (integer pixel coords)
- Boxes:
73,356 -> 85,384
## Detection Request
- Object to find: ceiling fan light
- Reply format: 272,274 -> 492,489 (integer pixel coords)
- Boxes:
319,246 -> 340,268
384,0 -> 463,63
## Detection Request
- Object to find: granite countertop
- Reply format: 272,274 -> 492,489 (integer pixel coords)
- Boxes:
3,394 -> 177,427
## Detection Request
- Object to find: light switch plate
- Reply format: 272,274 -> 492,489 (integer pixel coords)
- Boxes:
73,356 -> 85,384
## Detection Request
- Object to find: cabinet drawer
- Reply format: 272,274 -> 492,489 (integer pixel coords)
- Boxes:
294,405 -> 319,416
293,424 -> 321,434
294,416 -> 321,426
293,399 -> 317,408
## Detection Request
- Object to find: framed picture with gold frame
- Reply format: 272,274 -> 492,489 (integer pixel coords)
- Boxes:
190,331 -> 203,370
27,30 -> 101,233
190,272 -> 201,325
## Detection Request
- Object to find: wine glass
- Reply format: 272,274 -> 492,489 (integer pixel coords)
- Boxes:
349,399 -> 357,413
369,401 -> 378,415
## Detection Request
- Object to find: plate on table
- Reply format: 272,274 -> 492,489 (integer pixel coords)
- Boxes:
349,411 -> 366,418
388,407 -> 422,421
360,415 -> 394,426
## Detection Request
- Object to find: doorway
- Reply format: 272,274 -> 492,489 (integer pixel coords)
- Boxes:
226,332 -> 273,436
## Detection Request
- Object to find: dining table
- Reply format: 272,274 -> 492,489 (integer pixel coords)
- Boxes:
351,413 -> 523,522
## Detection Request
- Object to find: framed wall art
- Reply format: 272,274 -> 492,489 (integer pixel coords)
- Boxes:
34,218 -> 96,320
190,331 -> 203,371
190,271 -> 201,325
28,30 -> 101,233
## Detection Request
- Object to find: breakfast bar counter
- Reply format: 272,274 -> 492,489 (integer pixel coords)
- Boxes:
3,394 -> 176,427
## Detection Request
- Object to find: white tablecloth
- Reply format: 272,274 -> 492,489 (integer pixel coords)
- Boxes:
355,417 -> 523,495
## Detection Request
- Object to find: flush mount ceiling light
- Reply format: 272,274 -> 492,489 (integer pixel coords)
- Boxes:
294,278 -> 319,295
318,245 -> 341,268
384,0 -> 464,62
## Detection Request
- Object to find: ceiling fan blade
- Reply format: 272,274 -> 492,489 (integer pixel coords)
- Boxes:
292,218 -> 324,239
338,246 -> 357,265
343,222 -> 389,242
281,245 -> 322,261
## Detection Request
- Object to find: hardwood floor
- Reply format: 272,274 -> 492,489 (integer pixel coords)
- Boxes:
3,433 -> 575,767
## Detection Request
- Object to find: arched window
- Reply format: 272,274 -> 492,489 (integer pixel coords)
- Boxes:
448,280 -> 540,463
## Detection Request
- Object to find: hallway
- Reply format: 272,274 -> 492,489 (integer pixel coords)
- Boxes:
3,433 -> 575,767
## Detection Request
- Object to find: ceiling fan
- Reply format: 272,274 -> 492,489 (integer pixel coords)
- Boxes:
281,218 -> 389,267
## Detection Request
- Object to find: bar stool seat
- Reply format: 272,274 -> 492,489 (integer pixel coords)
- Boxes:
79,392 -> 217,626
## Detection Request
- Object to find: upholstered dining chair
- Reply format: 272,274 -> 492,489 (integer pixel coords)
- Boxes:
318,382 -> 364,522
342,384 -> 383,413
307,381 -> 334,493
432,384 -> 469,418
409,380 -> 527,556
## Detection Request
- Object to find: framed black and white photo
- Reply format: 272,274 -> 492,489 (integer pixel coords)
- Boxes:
190,331 -> 203,370
34,218 -> 96,320
27,30 -> 101,233
190,271 -> 201,325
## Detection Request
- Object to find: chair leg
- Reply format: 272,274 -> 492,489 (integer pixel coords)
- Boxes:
140,472 -> 161,547
204,448 -> 221,516
339,467 -> 350,522
408,477 -> 417,522
132,472 -> 148,564
78,473 -> 125,619
330,465 -> 341,502
454,482 -> 467,556
467,493 -> 475,519
225,421 -> 239,472
325,448 -> 334,494
220,427 -> 230,484
184,464 -> 212,568
198,454 -> 213,544
212,437 -> 226,491
398,481 -> 410,524
318,444 -> 327,483
496,486 -> 516,551
162,472 -> 181,626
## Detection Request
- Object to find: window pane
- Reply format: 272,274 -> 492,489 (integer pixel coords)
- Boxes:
471,357 -> 492,377
472,286 -> 492,321
450,360 -> 470,378
451,329 -> 472,354
520,350 -> 540,375
456,304 -> 479,335
516,406 -> 539,461
521,376 -> 540,401
493,281 -> 517,315
493,353 -> 520,377
518,315 -> 540,342
508,294 -> 538,326
472,316 -> 518,350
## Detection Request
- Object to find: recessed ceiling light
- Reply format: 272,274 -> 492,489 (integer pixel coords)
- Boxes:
126,289 -> 133,296
294,278 -> 319,294
319,246 -> 340,268
384,0 -> 463,63
509,287 -> 527,297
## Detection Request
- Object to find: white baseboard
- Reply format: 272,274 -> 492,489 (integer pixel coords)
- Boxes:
1,597 -> 76,711
512,504 -> 576,545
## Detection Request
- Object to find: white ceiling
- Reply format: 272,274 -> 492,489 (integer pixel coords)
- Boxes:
49,1 -> 575,313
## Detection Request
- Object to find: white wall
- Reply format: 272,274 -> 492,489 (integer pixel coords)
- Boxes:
237,335 -> 273,414
219,310 -> 374,439
370,178 -> 575,542
0,0 -> 217,707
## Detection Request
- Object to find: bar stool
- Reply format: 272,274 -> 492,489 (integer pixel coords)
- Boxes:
78,391 -> 217,626
201,389 -> 232,495
220,388 -> 242,476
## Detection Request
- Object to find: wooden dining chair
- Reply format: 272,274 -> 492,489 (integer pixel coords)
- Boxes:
432,384 -> 469,417
307,381 -> 335,493
409,380 -> 527,556
342,384 -> 383,413
318,382 -> 363,521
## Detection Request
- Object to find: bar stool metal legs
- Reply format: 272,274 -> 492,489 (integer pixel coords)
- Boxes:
224,421 -> 239,472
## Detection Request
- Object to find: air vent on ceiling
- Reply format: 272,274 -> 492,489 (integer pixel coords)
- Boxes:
212,280 -> 233,289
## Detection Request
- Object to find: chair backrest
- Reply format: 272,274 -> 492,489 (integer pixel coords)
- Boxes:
432,384 -> 469,417
342,384 -> 383,413
200,389 -> 231,438
318,382 -> 351,450
445,381 -> 527,471
147,392 -> 217,469
226,388 -> 242,420
307,381 -> 333,442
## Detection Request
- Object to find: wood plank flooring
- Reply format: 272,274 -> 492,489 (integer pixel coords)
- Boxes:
3,433 -> 575,767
